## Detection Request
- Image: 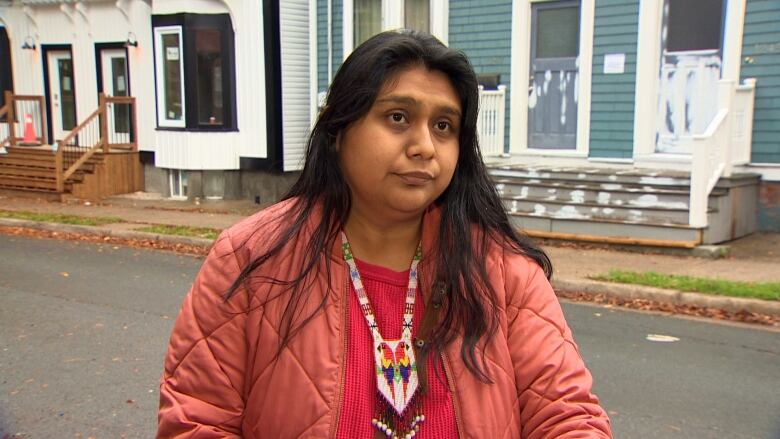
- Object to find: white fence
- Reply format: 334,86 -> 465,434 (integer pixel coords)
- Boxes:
477,85 -> 506,156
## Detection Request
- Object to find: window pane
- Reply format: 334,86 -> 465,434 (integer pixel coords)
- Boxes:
536,6 -> 580,59
667,0 -> 723,52
355,0 -> 381,47
195,29 -> 223,126
58,58 -> 77,130
111,57 -> 130,134
162,33 -> 183,121
405,0 -> 429,32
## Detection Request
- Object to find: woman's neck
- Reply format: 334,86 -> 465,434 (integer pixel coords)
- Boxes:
343,210 -> 423,271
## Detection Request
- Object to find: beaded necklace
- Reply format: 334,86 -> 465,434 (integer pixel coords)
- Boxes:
341,232 -> 425,439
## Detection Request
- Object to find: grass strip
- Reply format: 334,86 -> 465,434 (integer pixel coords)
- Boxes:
591,270 -> 780,301
133,224 -> 221,240
0,210 -> 123,226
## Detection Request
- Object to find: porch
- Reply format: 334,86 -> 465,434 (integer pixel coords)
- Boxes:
0,92 -> 143,200
485,78 -> 761,248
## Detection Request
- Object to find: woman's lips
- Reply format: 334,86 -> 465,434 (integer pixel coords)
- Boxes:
396,171 -> 434,186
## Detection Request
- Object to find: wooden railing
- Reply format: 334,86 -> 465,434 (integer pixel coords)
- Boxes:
477,85 -> 507,157
1,91 -> 47,146
55,93 -> 137,192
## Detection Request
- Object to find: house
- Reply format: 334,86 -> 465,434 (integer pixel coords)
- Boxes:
0,0 -> 309,202
314,0 -> 779,245
1,0 -> 778,246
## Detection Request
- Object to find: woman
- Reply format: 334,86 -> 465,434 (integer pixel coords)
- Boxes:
158,30 -> 612,438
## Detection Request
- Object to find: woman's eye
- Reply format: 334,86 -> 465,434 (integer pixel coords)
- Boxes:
435,121 -> 451,132
390,113 -> 405,123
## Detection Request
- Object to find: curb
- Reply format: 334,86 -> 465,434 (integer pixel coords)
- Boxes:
553,278 -> 780,318
3,217 -> 778,319
0,218 -> 215,249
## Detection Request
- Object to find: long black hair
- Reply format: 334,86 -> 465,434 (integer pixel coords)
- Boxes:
226,30 -> 552,381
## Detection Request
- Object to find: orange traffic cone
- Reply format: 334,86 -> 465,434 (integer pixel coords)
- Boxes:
20,113 -> 38,146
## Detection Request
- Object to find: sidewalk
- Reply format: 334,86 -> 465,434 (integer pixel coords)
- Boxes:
1,192 -> 778,322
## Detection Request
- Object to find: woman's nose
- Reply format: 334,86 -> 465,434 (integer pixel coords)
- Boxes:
406,123 -> 436,160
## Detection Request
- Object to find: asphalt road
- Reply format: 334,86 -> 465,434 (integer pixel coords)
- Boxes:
1,234 -> 778,438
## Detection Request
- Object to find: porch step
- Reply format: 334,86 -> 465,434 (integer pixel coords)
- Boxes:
0,165 -> 86,182
487,164 -> 729,247
509,212 -> 702,248
491,164 -> 693,187
500,196 -> 712,224
495,178 -> 727,210
0,175 -> 73,192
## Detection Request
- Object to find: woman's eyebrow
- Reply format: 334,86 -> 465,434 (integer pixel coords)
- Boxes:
375,95 -> 462,118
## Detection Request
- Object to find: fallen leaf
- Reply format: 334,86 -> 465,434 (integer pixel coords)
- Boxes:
60,272 -> 69,277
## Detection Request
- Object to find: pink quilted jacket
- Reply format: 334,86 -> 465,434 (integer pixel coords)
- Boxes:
158,199 -> 612,438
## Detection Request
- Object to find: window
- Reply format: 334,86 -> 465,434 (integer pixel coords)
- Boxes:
536,5 -> 580,59
667,0 -> 723,52
169,169 -> 188,199
354,0 -> 431,47
404,0 -> 429,33
195,29 -> 223,126
155,26 -> 186,128
152,14 -> 236,131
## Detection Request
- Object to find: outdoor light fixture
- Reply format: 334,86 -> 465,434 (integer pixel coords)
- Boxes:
21,35 -> 36,50
125,32 -> 138,48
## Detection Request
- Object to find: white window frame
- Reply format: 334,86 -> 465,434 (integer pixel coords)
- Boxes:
344,0 -> 449,57
168,169 -> 188,199
154,26 -> 186,128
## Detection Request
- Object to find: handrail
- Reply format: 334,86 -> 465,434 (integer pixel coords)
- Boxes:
55,93 -> 138,192
689,80 -> 733,228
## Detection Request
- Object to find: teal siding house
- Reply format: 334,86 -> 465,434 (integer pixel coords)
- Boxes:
312,0 -> 780,245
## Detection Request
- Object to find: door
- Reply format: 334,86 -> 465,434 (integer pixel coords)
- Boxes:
655,0 -> 724,154
100,49 -> 131,144
47,51 -> 77,143
528,0 -> 580,150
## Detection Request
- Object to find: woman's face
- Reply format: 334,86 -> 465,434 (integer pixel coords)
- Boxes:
337,65 -> 461,223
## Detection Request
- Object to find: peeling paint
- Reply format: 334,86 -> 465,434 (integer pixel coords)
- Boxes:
556,205 -> 588,219
597,192 -> 611,204
570,190 -> 585,203
533,204 -> 546,216
656,52 -> 721,153
601,183 -> 623,191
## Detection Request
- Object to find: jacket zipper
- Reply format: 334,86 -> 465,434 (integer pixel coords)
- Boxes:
329,267 -> 350,439
442,350 -> 465,437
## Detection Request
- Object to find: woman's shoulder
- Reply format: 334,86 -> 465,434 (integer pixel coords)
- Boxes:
484,239 -> 552,308
217,198 -> 311,265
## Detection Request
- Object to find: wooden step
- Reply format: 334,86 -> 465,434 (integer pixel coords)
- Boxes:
0,167 -> 85,183
0,175 -> 73,192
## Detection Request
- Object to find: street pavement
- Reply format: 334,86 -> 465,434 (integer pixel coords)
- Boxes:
1,234 -> 779,438
1,193 -> 779,320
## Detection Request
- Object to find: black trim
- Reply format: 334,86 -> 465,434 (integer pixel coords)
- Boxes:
151,13 -> 238,132
94,42 -> 130,96
42,44 -> 77,144
139,150 -> 155,165
0,27 -> 14,114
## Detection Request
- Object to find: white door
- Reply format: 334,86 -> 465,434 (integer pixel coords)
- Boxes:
47,51 -> 77,143
655,0 -> 724,154
100,49 -> 131,145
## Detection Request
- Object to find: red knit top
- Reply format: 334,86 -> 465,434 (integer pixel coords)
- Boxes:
336,259 -> 458,438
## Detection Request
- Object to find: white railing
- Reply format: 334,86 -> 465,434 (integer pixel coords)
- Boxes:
477,85 -> 506,156
689,78 -> 756,228
731,78 -> 757,165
